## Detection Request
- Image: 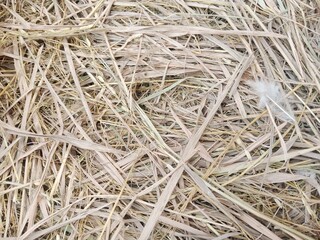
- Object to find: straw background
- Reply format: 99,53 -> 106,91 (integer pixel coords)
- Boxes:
0,0 -> 319,239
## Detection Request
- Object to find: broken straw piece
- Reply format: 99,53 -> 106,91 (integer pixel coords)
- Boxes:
248,79 -> 295,122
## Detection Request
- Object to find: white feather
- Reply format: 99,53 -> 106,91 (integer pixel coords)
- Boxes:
248,80 -> 295,122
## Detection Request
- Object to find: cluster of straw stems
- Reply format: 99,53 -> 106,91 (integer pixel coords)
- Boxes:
0,0 -> 319,239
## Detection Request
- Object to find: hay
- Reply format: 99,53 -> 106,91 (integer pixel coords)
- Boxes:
0,0 -> 319,239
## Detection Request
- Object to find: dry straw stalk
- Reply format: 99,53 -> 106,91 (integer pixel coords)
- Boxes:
0,0 -> 319,239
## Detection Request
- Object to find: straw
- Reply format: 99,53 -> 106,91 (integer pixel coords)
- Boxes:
0,0 -> 319,239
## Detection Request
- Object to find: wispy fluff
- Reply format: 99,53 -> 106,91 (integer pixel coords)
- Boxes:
248,80 -> 295,122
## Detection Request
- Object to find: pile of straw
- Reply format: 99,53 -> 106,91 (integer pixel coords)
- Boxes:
1,0 -> 319,239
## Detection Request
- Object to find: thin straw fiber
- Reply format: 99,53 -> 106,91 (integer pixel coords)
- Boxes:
0,1 -> 319,239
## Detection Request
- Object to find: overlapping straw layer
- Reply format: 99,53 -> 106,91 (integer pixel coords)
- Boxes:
0,0 -> 319,239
